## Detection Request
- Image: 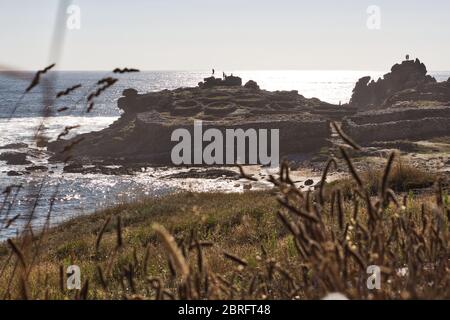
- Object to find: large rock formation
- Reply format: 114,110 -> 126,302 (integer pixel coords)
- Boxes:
350,58 -> 438,109
49,80 -> 346,165
344,58 -> 450,143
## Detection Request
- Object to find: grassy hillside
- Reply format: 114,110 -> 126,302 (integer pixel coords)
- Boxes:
0,156 -> 448,299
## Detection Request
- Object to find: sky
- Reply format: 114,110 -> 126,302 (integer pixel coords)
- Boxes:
0,0 -> 449,71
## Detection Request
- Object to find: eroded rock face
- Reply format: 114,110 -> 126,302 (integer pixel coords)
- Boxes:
49,81 -> 340,165
350,59 -> 438,109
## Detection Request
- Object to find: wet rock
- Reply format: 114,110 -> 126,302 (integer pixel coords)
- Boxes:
243,183 -> 253,190
0,152 -> 32,165
25,165 -> 48,172
63,163 -> 83,172
164,168 -> 240,180
0,143 -> 28,150
63,163 -> 136,175
7,170 -> 23,176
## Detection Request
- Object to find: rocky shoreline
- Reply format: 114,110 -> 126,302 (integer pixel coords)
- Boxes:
2,58 -> 450,178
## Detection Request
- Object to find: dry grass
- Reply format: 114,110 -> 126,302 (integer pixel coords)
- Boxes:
0,153 -> 448,299
0,69 -> 448,300
326,159 -> 436,199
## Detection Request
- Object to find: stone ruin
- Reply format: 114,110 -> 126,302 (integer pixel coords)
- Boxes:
48,58 -> 450,165
343,58 -> 450,144
49,76 -> 350,165
198,75 -> 243,88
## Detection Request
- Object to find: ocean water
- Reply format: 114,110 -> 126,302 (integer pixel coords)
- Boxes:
1,70 -> 449,239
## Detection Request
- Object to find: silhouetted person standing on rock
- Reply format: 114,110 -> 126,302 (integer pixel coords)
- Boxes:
212,68 -> 215,75
223,72 -> 227,79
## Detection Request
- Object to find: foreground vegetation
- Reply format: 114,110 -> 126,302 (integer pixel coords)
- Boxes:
0,147 -> 448,300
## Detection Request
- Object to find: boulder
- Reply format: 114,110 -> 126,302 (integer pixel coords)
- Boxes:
7,170 -> 23,176
25,165 -> 48,172
123,88 -> 138,97
0,152 -> 32,165
244,80 -> 260,90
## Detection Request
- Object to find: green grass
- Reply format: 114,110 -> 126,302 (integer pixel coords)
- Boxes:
0,165 -> 447,300
0,191 -> 286,299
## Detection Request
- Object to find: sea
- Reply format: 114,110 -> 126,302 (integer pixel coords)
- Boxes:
1,70 -> 449,239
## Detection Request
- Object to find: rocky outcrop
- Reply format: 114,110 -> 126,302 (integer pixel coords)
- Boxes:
344,58 -> 450,144
49,80 -> 342,165
350,58 -> 439,109
198,75 -> 243,88
244,80 -> 260,90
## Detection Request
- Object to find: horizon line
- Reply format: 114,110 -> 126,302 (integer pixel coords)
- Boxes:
2,69 -> 450,75
0,68 -> 390,72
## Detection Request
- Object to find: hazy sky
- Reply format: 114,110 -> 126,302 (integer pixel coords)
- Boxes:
1,0 -> 449,71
